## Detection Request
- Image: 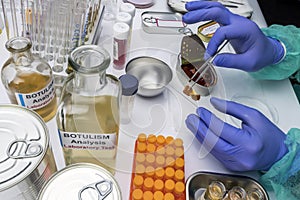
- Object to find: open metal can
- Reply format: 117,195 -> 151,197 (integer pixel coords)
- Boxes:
38,163 -> 122,200
0,105 -> 57,200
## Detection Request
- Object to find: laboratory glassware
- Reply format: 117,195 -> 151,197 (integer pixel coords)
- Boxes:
1,37 -> 57,122
56,45 -> 121,174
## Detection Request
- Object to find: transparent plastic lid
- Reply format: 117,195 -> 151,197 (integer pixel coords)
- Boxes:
229,95 -> 279,127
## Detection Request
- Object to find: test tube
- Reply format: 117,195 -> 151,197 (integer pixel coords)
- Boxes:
154,191 -> 164,200
138,133 -> 147,143
174,169 -> 184,182
1,0 -> 9,39
165,136 -> 174,144
145,154 -> 155,166
165,157 -> 175,168
154,179 -> 164,192
135,164 -> 145,175
165,167 -> 175,180
156,135 -> 166,146
147,143 -> 156,153
119,2 -> 136,18
155,168 -> 165,180
143,191 -> 154,200
119,74 -> 139,124
145,166 -> 155,178
133,175 -> 144,189
113,22 -> 129,70
136,153 -> 146,164
164,179 -> 175,193
132,188 -> 143,200
143,177 -> 154,191
156,146 -> 166,156
175,156 -> 184,168
155,155 -> 165,167
174,182 -> 185,199
102,0 -> 117,20
148,134 -> 157,144
137,142 -> 147,153
166,146 -> 175,157
164,192 -> 175,200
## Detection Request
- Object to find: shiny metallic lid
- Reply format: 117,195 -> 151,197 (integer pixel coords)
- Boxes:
0,105 -> 49,191
38,163 -> 122,200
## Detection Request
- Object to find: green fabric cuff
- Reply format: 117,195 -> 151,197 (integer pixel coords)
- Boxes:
260,128 -> 300,200
250,25 -> 300,81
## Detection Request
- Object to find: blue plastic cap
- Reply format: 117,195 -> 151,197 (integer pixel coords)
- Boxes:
119,74 -> 139,96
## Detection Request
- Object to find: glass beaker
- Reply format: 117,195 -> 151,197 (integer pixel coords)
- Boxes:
56,45 -> 121,174
1,37 -> 57,122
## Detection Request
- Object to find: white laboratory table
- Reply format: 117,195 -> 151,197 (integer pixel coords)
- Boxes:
0,1 -> 300,200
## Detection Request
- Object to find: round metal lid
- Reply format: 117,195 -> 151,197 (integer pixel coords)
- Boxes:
0,105 -> 48,191
38,163 -> 122,200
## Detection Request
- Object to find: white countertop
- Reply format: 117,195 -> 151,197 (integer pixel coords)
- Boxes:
0,1 -> 299,200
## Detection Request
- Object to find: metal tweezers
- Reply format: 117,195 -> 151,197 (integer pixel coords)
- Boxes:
188,40 -> 229,88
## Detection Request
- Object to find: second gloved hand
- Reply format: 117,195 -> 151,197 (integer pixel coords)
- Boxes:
185,97 -> 288,171
182,1 -> 284,72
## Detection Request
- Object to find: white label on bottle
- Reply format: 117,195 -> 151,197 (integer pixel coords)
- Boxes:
201,23 -> 220,36
15,79 -> 55,110
156,19 -> 185,28
113,39 -> 119,60
58,130 -> 117,151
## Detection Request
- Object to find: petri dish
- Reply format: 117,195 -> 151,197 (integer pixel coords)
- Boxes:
229,95 -> 279,127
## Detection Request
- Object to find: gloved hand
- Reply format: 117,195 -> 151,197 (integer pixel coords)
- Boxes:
185,97 -> 288,171
182,1 -> 285,72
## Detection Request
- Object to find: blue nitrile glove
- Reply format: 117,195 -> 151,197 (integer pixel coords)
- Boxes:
182,1 -> 285,72
185,97 -> 288,171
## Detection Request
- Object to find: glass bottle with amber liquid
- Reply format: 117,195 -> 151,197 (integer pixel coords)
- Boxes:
56,45 -> 121,174
1,37 -> 57,122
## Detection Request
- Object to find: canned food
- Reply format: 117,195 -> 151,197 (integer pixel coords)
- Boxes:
0,105 -> 57,200
38,163 -> 122,200
197,21 -> 220,43
141,11 -> 187,34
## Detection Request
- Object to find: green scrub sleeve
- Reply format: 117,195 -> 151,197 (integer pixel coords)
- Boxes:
260,128 -> 300,200
250,25 -> 300,81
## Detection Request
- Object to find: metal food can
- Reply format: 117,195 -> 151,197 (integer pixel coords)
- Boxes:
38,163 -> 122,200
0,105 -> 57,200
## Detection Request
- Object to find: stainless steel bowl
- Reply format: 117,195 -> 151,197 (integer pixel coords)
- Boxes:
125,56 -> 173,97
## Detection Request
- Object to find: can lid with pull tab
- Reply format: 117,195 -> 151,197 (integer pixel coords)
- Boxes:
38,163 -> 122,200
0,104 -> 49,192
141,11 -> 190,34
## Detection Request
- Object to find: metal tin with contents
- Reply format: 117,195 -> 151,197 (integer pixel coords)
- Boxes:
186,171 -> 269,200
197,20 -> 220,43
38,163 -> 122,200
0,105 -> 57,200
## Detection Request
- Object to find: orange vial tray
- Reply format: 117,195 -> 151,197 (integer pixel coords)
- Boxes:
129,133 -> 186,200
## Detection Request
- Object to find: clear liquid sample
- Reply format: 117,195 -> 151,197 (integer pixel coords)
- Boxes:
57,95 -> 119,174
7,70 -> 57,122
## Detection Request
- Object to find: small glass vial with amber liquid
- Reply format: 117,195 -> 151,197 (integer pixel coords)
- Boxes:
1,37 -> 57,122
200,181 -> 226,200
56,45 -> 121,174
223,186 -> 247,200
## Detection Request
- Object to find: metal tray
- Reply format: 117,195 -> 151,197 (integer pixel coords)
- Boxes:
141,11 -> 187,34
186,171 -> 269,200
